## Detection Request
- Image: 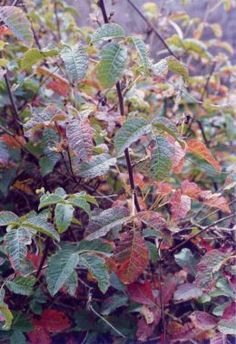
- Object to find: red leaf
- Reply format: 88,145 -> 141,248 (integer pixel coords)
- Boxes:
187,139 -> 221,172
46,79 -> 69,97
169,189 -> 191,220
26,253 -> 42,270
189,311 -> 217,330
222,302 -> 236,320
202,193 -> 231,213
0,134 -> 26,148
169,138 -> 186,173
113,231 -> 149,284
181,180 -> 202,199
136,309 -> 161,342
32,309 -> 71,333
127,281 -> 155,306
28,326 -> 51,344
161,275 -> 177,305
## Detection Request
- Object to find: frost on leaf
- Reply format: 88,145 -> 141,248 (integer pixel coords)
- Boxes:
0,6 -> 33,46
66,117 -> 93,162
195,249 -> 230,290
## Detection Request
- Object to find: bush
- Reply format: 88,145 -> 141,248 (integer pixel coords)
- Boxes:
0,0 -> 235,343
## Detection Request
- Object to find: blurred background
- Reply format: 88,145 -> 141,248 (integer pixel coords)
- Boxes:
66,0 -> 236,61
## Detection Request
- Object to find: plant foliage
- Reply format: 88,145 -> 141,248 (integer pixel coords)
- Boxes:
0,0 -> 235,342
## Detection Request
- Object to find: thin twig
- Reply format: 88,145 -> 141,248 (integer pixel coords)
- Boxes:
54,0 -> 61,42
98,0 -> 141,213
89,302 -> 126,338
158,244 -> 166,342
127,0 -> 178,59
167,212 -> 236,256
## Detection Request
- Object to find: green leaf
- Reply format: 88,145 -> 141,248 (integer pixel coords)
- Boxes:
218,317 -> 236,335
39,193 -> 65,210
85,207 -> 130,241
46,246 -> 79,296
5,227 -> 32,271
131,37 -> 150,74
55,203 -> 74,233
91,23 -> 125,43
23,214 -> 60,241
152,116 -> 183,145
77,239 -> 112,254
101,293 -> 128,315
80,254 -> 110,293
114,118 -> 151,155
63,271 -> 78,297
85,216 -> 130,241
166,56 -> 189,82
60,44 -> 88,83
174,248 -> 197,276
167,35 -> 211,59
39,128 -> 60,176
96,43 -> 127,88
0,211 -> 19,226
21,48 -> 58,71
67,192 -> 95,215
152,59 -> 168,77
0,302 -> 13,330
0,6 -> 33,46
10,330 -> 26,344
6,276 -> 36,296
78,154 -> 116,179
150,136 -> 173,181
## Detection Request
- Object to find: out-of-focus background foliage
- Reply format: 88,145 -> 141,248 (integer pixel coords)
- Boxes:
67,0 -> 236,61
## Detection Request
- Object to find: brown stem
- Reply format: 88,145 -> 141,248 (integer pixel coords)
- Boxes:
4,73 -> 23,135
98,0 -> 141,213
54,0 -> 61,42
127,0 -> 178,59
36,238 -> 50,278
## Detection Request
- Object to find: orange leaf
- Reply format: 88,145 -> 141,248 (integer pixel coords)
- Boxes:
113,231 -> 149,284
0,25 -> 12,37
187,139 -> 221,172
202,193 -> 231,213
181,180 -> 202,199
12,179 -> 34,195
181,180 -> 231,213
